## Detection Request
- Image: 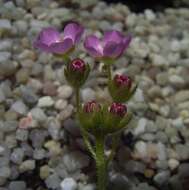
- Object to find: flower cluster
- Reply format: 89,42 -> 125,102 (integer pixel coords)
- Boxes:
33,22 -> 136,190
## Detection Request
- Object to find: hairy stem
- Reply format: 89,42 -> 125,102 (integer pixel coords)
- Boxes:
96,135 -> 107,190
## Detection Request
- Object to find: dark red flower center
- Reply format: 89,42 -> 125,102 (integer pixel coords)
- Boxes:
70,58 -> 85,72
109,102 -> 127,117
114,74 -> 132,89
84,100 -> 101,113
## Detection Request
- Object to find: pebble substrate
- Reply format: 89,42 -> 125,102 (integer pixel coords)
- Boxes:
0,0 -> 189,190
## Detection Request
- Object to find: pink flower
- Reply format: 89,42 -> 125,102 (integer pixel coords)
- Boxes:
33,22 -> 84,54
84,30 -> 131,59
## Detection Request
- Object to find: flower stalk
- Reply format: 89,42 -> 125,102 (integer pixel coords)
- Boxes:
95,135 -> 107,190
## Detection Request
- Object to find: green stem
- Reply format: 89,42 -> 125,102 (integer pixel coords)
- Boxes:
75,88 -> 80,112
96,135 -> 107,190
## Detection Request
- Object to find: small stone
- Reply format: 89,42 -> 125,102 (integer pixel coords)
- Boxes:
43,82 -> 57,96
109,172 -> 132,190
134,141 -> 147,159
145,9 -> 156,21
155,131 -> 168,144
19,114 -> 33,129
168,159 -> 179,170
44,140 -> 62,156
169,175 -> 183,190
30,107 -> 47,122
20,86 -> 38,105
16,69 -> 30,84
175,144 -> 189,161
45,173 -> 61,189
174,90 -> 189,103
0,166 -> 11,178
81,88 -> 96,102
156,160 -> 168,170
19,160 -> 35,173
0,121 -> 18,133
33,148 -> 46,160
29,129 -> 47,148
125,160 -> 146,174
11,100 -> 28,115
47,118 -> 61,140
0,88 -> 5,103
58,85 -> 73,99
156,72 -> 169,86
144,169 -> 155,178
0,19 -> 11,31
10,148 -> 24,164
169,75 -> 185,87
38,96 -> 54,107
133,88 -> 144,102
157,142 -> 167,160
55,99 -> 68,110
59,104 -> 73,121
16,129 -> 28,141
9,181 -> 26,190
60,178 -> 77,190
63,151 -> 90,172
134,118 -> 147,136
153,171 -> 170,187
178,163 -> 189,178
40,165 -> 50,179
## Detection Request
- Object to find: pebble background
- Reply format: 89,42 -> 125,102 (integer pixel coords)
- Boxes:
0,0 -> 189,190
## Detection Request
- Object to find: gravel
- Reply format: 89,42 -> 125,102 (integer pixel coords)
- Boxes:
0,0 -> 189,189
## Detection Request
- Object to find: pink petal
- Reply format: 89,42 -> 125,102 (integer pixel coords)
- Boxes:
35,27 -> 60,46
49,38 -> 73,54
103,30 -> 124,45
103,41 -> 124,58
84,35 -> 103,57
63,22 -> 84,44
123,35 -> 132,49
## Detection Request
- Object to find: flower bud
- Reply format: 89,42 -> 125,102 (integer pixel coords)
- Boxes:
70,58 -> 86,73
84,100 -> 101,113
109,103 -> 127,117
108,74 -> 136,103
114,74 -> 132,89
64,58 -> 90,88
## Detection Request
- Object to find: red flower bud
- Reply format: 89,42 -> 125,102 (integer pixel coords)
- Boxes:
114,74 -> 132,89
109,103 -> 127,117
84,101 -> 101,113
70,58 -> 86,73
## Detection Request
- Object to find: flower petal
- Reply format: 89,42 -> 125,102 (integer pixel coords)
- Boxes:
123,35 -> 132,49
103,41 -> 124,58
34,27 -> 60,47
63,22 -> 84,44
33,41 -> 51,52
103,30 -> 124,45
84,35 -> 103,57
49,38 -> 73,54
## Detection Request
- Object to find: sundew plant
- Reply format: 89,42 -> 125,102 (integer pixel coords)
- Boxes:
33,22 -> 137,190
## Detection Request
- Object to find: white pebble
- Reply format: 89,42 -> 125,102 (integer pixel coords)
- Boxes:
60,178 -> 77,190
38,96 -> 54,107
